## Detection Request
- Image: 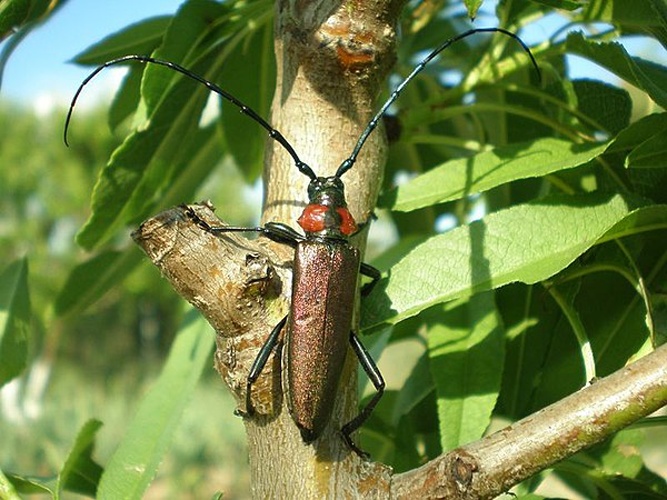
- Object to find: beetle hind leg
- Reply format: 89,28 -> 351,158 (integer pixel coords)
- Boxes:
341,331 -> 385,459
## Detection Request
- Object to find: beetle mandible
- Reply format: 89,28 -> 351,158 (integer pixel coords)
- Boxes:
65,27 -> 539,457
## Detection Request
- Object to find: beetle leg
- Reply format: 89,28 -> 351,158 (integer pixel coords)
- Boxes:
185,206 -> 303,248
262,221 -> 305,247
236,314 -> 289,418
341,331 -> 386,459
359,262 -> 381,297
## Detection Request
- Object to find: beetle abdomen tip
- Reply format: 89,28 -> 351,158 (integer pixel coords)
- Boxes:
299,426 -> 317,443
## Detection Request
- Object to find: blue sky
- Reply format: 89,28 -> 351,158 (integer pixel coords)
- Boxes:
1,0 -> 183,107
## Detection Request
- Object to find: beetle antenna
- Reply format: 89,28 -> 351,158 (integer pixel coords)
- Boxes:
335,27 -> 541,178
64,55 -> 318,181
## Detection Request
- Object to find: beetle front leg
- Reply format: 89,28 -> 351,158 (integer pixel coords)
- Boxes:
184,205 -> 304,248
341,331 -> 386,459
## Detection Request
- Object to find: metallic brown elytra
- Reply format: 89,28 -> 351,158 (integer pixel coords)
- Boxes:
287,240 -> 361,441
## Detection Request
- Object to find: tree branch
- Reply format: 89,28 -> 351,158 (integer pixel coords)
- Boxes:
132,203 -> 393,497
391,342 -> 667,499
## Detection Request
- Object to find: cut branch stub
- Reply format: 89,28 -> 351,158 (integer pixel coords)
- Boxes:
131,202 -> 291,416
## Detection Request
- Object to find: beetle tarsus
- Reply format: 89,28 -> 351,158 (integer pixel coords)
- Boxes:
341,429 -> 371,460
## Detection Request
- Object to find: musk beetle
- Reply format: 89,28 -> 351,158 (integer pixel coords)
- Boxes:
65,27 -> 539,457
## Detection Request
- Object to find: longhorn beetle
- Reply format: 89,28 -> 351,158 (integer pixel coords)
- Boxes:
65,28 -> 539,457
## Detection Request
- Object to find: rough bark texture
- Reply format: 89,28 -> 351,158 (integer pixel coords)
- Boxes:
130,1 -> 667,498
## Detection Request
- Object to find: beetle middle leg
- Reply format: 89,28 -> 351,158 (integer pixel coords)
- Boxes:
341,330 -> 386,458
360,262 -> 381,296
236,314 -> 288,418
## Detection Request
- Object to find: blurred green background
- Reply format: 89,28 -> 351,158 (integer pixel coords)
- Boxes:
0,98 -> 251,498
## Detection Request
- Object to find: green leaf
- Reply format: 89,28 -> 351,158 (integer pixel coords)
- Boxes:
0,258 -> 30,388
583,0 -> 667,48
0,469 -> 21,500
607,114 -> 667,200
626,129 -> 667,169
464,0 -> 483,20
108,65 -> 144,131
97,311 -> 214,500
0,0 -> 52,39
156,0 -> 226,60
426,293 -> 504,450
157,122 -> 227,207
572,79 -> 631,135
381,138 -> 608,212
600,203 -> 667,242
3,472 -> 53,495
56,419 -> 103,499
54,250 -> 143,317
607,113 -> 667,153
362,193 -> 637,329
532,0 -> 582,10
143,0 -> 229,112
220,20 -> 275,180
72,16 -> 172,64
566,32 -> 667,109
0,0 -> 32,34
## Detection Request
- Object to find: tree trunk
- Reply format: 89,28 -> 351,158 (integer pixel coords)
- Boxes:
250,1 -> 402,495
